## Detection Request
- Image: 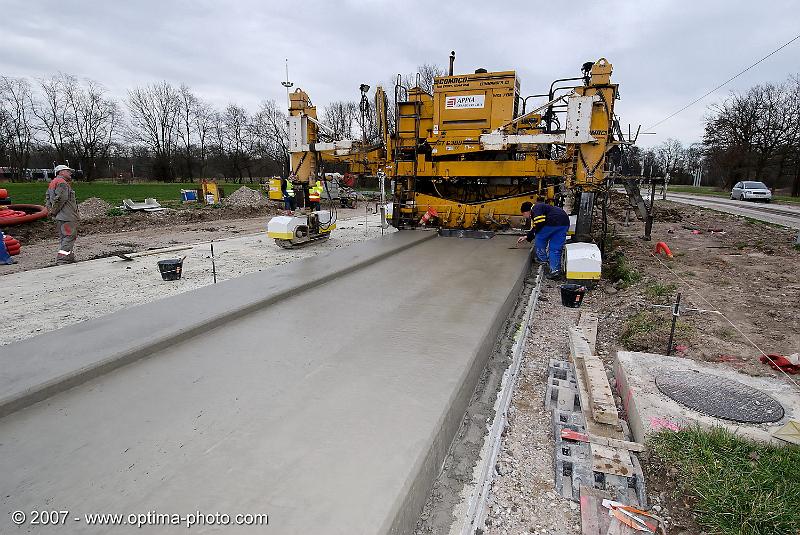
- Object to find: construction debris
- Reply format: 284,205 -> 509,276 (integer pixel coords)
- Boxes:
77,197 -> 112,219
222,186 -> 268,208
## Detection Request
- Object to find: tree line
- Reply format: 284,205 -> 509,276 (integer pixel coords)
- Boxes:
0,73 -> 294,182
0,64 -> 444,183
618,74 -> 800,195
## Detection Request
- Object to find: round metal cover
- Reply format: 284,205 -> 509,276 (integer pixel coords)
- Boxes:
655,371 -> 784,423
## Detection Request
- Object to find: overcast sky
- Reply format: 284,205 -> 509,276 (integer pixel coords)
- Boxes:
2,0 -> 798,148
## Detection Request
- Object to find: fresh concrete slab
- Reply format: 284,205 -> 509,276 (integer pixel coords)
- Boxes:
0,234 -> 530,534
614,351 -> 800,444
0,230 -> 431,419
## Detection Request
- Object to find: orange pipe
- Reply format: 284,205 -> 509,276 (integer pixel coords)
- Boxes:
654,241 -> 673,258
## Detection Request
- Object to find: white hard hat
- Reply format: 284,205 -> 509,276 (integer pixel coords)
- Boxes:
54,164 -> 74,174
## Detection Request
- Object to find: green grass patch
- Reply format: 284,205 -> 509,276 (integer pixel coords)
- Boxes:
644,282 -> 676,303
606,250 -> 642,288
0,181 -> 248,206
619,309 -> 691,351
649,427 -> 800,535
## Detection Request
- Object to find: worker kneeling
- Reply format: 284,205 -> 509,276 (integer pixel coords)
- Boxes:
517,201 -> 569,280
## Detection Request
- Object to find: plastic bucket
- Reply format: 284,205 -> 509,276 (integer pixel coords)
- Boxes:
157,258 -> 184,281
560,283 -> 586,308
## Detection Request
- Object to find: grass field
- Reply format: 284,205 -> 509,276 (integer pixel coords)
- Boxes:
649,427 -> 800,535
668,185 -> 800,204
0,181 -> 254,206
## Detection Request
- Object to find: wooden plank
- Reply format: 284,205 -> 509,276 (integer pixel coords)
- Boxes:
587,434 -> 646,453
569,326 -> 620,427
583,355 -> 620,425
577,312 -> 598,354
580,486 -> 612,535
590,443 -> 635,477
569,326 -> 594,363
571,350 -> 625,440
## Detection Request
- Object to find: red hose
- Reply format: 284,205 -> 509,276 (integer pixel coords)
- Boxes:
654,241 -> 673,258
0,204 -> 48,225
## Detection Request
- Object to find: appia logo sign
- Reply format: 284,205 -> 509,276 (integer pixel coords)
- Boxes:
445,94 -> 485,109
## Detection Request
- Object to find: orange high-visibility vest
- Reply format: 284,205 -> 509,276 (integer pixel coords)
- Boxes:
309,181 -> 322,202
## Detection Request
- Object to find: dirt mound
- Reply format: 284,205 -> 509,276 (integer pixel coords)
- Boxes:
223,186 -> 268,208
78,197 -> 112,220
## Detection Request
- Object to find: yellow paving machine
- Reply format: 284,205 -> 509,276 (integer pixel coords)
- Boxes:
269,55 -> 629,282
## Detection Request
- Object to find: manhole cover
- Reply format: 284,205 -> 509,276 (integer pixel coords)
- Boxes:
655,371 -> 784,423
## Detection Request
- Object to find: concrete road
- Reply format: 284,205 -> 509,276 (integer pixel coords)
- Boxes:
666,192 -> 800,229
0,233 -> 530,534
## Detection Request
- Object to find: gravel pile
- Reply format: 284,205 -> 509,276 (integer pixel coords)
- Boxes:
78,197 -> 112,219
222,186 -> 268,208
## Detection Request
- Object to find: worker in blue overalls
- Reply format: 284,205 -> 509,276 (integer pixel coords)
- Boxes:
517,201 -> 570,280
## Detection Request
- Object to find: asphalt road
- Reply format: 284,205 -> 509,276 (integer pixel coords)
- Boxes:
665,192 -> 800,229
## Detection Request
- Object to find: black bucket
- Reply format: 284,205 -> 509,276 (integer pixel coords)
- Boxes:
560,283 -> 586,308
157,258 -> 184,281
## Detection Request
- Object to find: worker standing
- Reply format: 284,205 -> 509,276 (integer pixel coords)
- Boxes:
308,178 -> 322,211
284,177 -> 296,210
46,164 -> 80,264
517,201 -> 570,280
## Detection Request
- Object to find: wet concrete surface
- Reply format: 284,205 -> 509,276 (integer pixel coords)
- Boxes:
0,234 -> 530,534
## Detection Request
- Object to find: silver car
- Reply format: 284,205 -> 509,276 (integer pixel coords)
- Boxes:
730,181 -> 772,202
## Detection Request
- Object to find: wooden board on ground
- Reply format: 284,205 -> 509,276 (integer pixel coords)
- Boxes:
577,311 -> 598,353
569,324 -> 621,428
580,486 -> 613,535
571,357 -> 625,440
588,434 -> 646,453
590,443 -> 635,477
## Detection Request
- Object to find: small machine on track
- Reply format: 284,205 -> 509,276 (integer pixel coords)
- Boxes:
267,209 -> 336,249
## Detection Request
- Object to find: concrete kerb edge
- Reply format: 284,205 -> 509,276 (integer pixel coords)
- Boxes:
383,246 -> 534,534
0,231 -> 436,420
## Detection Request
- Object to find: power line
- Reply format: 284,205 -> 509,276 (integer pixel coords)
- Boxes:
644,33 -> 800,132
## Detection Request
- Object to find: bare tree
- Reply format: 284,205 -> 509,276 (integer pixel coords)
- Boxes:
655,138 -> 684,178
322,101 -> 357,140
0,76 -> 35,180
126,81 -> 181,181
416,63 -> 445,94
33,73 -> 74,163
251,99 -> 289,176
65,78 -> 120,181
220,104 -> 252,181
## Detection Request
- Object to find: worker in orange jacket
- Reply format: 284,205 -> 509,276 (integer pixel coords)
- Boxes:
46,165 -> 80,264
308,179 -> 322,211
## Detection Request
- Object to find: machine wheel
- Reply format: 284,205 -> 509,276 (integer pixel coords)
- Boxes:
275,239 -> 295,249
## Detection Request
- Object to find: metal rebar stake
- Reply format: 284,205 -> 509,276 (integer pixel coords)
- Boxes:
666,292 -> 682,355
211,242 -> 217,284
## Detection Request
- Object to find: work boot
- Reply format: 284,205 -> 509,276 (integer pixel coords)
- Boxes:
546,270 -> 563,280
56,253 -> 76,265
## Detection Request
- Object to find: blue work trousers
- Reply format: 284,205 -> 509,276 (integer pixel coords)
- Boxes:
534,225 -> 569,272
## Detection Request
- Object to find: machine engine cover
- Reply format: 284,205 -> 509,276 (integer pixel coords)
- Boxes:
563,242 -> 601,281
267,211 -> 335,240
267,215 -> 303,239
